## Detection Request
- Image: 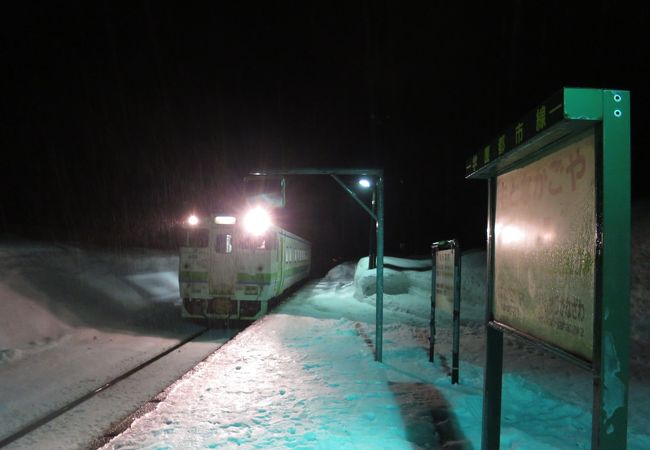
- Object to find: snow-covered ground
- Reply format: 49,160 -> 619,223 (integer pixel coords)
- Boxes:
98,248 -> 650,450
1,200 -> 649,449
0,242 -> 236,449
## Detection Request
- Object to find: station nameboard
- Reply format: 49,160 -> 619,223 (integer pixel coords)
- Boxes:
467,87 -> 631,450
494,130 -> 596,360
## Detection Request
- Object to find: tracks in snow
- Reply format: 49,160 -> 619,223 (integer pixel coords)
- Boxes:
0,327 -> 227,449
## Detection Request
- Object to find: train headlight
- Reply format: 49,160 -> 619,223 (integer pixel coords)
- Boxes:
243,207 -> 271,236
187,214 -> 200,226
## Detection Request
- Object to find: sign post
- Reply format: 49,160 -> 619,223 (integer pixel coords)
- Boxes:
466,88 -> 631,449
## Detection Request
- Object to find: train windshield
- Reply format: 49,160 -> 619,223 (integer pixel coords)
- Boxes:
215,233 -> 233,253
186,228 -> 209,248
239,232 -> 276,250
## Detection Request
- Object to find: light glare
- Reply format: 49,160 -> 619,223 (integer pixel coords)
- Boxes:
188,215 -> 199,226
243,207 -> 271,236
500,224 -> 525,245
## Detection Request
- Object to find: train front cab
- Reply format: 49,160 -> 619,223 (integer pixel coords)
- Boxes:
180,218 -> 278,321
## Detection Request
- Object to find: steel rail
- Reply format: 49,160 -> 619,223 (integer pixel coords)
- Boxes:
0,327 -> 210,448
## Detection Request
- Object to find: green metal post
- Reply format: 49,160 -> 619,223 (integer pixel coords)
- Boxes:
452,239 -> 461,384
429,243 -> 437,362
482,177 -> 502,450
369,188 -> 376,270
592,90 -> 630,449
330,175 -> 377,220
376,175 -> 384,362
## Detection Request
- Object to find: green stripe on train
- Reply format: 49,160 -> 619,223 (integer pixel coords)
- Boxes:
182,265 -> 310,285
237,272 -> 274,284
237,264 -> 310,284
179,271 -> 208,282
284,264 -> 310,277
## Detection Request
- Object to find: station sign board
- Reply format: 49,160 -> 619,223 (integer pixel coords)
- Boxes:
466,88 -> 630,450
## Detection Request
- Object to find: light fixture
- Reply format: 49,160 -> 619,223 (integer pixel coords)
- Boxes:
358,178 -> 372,188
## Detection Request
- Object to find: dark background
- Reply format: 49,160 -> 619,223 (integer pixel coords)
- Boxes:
2,2 -> 649,275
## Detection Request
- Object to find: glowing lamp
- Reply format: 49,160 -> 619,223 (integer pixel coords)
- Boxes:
187,214 -> 200,226
243,207 -> 272,236
358,178 -> 371,188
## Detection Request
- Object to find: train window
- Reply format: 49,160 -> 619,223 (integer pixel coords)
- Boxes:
239,231 -> 276,250
215,233 -> 233,253
240,235 -> 266,250
186,229 -> 209,247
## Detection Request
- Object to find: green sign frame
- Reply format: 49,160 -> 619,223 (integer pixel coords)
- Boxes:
467,88 -> 631,450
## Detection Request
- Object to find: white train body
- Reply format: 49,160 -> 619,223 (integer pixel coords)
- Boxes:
179,214 -> 311,320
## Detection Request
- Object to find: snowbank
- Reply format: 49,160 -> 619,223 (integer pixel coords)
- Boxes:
352,253 -> 486,325
0,240 -> 182,363
0,240 -> 213,447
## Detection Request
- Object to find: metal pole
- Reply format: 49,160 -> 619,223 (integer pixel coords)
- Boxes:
429,243 -> 437,362
482,178 -> 503,450
452,239 -> 461,384
375,176 -> 384,362
592,89 -> 630,450
369,188 -> 376,269
330,174 -> 377,220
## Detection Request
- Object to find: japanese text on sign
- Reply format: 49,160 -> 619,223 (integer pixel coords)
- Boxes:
494,130 -> 596,361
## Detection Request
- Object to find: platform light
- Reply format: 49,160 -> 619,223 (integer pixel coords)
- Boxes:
215,216 -> 237,225
187,214 -> 200,226
358,178 -> 372,189
243,206 -> 272,236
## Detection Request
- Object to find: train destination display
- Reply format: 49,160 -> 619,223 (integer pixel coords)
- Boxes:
494,129 -> 596,361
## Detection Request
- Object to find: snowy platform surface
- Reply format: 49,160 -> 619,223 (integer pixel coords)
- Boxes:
102,259 -> 650,450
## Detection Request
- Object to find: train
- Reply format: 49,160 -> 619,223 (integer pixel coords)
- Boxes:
179,207 -> 311,321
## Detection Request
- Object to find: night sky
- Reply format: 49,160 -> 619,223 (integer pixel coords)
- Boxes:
3,2 -> 649,274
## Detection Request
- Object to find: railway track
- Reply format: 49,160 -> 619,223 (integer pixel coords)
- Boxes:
0,326 -> 234,449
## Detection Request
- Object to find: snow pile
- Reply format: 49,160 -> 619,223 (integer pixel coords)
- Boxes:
322,261 -> 356,283
352,254 -> 485,325
354,265 -> 411,296
0,240 -> 182,363
0,241 -> 210,446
